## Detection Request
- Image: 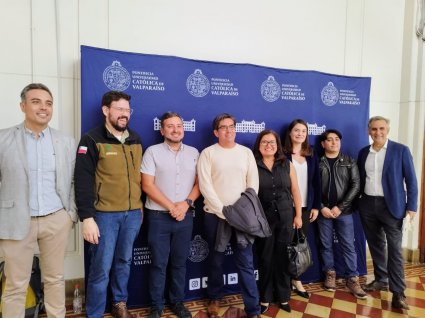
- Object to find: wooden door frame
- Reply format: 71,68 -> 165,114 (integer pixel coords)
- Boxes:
419,127 -> 425,262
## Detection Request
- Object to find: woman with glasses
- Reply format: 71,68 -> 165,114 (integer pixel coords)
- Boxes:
253,129 -> 302,314
283,119 -> 321,298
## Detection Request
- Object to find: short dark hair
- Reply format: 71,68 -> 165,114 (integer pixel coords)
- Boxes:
160,111 -> 183,128
20,83 -> 53,102
253,129 -> 286,164
212,113 -> 236,130
320,129 -> 342,142
101,91 -> 131,108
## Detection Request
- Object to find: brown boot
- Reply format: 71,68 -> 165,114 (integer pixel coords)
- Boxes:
324,270 -> 336,291
346,276 -> 367,299
207,300 -> 220,318
111,302 -> 135,318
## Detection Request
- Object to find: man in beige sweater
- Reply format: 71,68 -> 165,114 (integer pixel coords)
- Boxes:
197,113 -> 260,318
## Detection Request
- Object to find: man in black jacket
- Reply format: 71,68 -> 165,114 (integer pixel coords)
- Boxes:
317,129 -> 367,299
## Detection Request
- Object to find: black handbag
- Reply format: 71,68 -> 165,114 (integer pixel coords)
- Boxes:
287,229 -> 313,277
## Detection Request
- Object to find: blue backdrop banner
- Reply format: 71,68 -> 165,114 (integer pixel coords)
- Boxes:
81,45 -> 371,308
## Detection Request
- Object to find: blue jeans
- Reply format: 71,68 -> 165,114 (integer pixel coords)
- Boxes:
85,210 -> 142,318
317,213 -> 358,277
146,209 -> 193,310
204,213 -> 260,317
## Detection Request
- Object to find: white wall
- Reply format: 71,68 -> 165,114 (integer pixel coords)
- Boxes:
0,0 -> 423,279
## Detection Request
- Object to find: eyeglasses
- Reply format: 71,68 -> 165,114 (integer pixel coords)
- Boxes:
110,106 -> 134,115
260,140 -> 277,146
217,125 -> 236,131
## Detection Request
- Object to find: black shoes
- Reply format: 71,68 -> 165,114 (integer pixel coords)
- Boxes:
148,308 -> 163,318
294,288 -> 310,299
392,293 -> 410,310
171,302 -> 192,318
362,280 -> 389,291
363,281 -> 410,310
279,302 -> 291,313
260,303 -> 269,314
292,285 -> 310,299
259,302 -> 290,313
292,280 -> 310,298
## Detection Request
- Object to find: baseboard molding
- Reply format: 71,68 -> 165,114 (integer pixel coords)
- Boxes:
368,246 -> 420,263
403,247 -> 420,263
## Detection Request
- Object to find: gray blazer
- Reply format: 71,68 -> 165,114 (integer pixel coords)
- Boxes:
0,122 -> 77,240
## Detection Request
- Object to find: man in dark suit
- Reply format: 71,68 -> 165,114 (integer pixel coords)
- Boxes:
357,116 -> 418,310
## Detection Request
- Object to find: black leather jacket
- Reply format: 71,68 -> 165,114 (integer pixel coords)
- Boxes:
319,153 -> 360,214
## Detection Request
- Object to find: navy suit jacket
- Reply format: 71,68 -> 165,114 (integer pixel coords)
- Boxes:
357,139 -> 418,219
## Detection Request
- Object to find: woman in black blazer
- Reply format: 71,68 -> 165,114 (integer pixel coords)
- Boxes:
283,119 -> 321,299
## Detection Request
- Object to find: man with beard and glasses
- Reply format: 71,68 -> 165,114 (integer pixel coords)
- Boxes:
75,91 -> 143,318
141,111 -> 200,318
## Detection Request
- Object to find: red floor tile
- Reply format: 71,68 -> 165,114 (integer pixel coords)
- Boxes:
329,308 -> 356,318
308,293 -> 334,307
356,303 -> 383,317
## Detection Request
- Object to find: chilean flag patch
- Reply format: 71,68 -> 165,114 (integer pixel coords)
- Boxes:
78,146 -> 88,154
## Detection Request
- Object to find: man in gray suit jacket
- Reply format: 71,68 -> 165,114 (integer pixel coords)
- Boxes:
0,83 -> 77,317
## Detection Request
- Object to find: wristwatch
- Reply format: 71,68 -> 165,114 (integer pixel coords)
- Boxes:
185,198 -> 195,210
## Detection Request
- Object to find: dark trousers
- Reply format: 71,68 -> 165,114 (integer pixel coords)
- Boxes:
146,209 -> 193,310
203,213 -> 260,316
300,207 -> 312,237
358,195 -> 405,293
256,210 -> 292,303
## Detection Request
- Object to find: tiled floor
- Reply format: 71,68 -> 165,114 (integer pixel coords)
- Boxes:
60,263 -> 425,318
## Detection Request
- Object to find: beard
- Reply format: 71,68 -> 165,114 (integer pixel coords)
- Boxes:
110,115 -> 128,132
164,136 -> 183,145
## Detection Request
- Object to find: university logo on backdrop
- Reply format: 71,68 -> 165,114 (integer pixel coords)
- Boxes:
261,75 -> 307,103
186,69 -> 210,97
187,69 -> 239,97
321,81 -> 362,107
103,61 -> 131,91
261,76 -> 281,102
